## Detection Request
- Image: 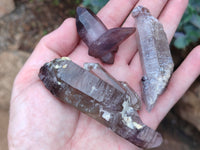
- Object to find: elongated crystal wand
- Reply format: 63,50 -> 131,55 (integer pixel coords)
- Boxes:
132,6 -> 174,111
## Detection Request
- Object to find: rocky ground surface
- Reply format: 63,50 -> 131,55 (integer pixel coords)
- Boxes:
0,0 -> 200,149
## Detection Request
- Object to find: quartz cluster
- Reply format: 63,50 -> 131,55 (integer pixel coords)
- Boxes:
39,57 -> 162,149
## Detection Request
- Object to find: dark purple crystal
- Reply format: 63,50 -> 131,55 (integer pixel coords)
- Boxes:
76,7 -> 135,64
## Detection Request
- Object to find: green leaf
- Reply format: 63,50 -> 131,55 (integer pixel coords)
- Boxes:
82,0 -> 109,13
190,14 -> 200,29
174,36 -> 188,49
174,0 -> 200,49
52,0 -> 60,6
187,30 -> 200,42
82,0 -> 90,6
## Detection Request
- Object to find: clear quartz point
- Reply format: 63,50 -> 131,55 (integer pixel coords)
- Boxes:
132,6 -> 174,111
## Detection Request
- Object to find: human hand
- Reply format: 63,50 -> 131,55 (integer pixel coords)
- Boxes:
8,0 -> 200,149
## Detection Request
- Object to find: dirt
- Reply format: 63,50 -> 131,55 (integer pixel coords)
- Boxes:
0,0 -> 81,53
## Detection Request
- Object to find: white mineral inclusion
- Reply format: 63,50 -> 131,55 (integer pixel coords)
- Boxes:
133,122 -> 143,130
53,57 -> 70,69
121,101 -> 143,130
61,57 -> 71,61
101,109 -> 111,121
62,64 -> 68,68
57,81 -> 61,85
54,64 -> 61,69
89,85 -> 98,94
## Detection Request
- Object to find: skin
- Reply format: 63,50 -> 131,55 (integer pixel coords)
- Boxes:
8,0 -> 200,149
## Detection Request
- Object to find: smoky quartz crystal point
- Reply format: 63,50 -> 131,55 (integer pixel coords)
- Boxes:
39,57 -> 163,149
76,7 -> 135,64
132,6 -> 174,111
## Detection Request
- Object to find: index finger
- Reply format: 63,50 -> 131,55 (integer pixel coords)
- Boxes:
97,0 -> 138,28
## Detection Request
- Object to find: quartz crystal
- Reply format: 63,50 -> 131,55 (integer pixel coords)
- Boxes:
76,7 -> 135,64
39,57 -> 163,149
132,6 -> 174,111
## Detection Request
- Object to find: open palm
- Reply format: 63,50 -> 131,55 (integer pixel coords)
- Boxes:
8,0 -> 200,149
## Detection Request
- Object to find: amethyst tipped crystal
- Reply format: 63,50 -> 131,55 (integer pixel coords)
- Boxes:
76,7 -> 135,64
76,7 -> 107,45
132,6 -> 174,111
39,57 -> 163,149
